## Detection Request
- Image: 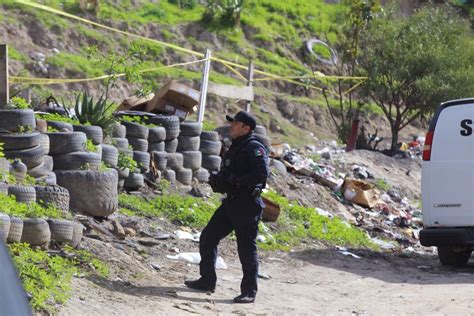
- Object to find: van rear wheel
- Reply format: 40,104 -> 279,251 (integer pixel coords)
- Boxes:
437,246 -> 471,267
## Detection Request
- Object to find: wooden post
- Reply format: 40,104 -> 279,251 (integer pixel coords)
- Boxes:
197,49 -> 211,123
0,44 -> 8,108
245,59 -> 254,112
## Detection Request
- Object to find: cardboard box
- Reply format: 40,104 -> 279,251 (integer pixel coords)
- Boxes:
146,80 -> 200,116
116,94 -> 155,112
343,179 -> 381,208
148,98 -> 198,120
262,196 -> 281,222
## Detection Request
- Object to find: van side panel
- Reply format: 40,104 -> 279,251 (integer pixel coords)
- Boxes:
424,104 -> 474,227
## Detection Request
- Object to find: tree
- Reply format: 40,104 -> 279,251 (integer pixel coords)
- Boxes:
358,5 -> 474,151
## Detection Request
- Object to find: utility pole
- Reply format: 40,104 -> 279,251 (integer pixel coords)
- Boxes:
0,44 -> 9,108
245,59 -> 254,112
197,49 -> 211,123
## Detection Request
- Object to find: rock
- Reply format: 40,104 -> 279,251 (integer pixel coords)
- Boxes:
124,227 -> 136,237
111,220 -> 126,240
137,238 -> 161,247
155,232 -> 171,240
150,263 -> 161,271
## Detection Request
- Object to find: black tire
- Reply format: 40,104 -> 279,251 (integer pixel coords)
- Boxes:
119,147 -> 133,157
165,139 -> 178,153
113,137 -> 129,150
36,172 -> 57,186
254,133 -> 272,148
124,173 -> 145,190
39,133 -> 50,155
180,122 -> 202,137
44,155 -> 54,171
133,151 -> 150,171
200,131 -> 220,141
148,141 -> 165,152
8,185 -> 36,204
147,115 -> 180,140
34,185 -> 70,216
47,120 -> 73,132
202,155 -> 221,171
166,153 -> 183,170
47,219 -> 74,243
0,213 -> 11,241
71,222 -> 84,248
148,126 -> 166,142
438,246 -> 472,267
101,144 -> 119,167
162,169 -> 176,184
7,216 -> 23,243
0,182 -> 8,195
270,159 -> 287,175
193,168 -> 210,183
151,151 -> 168,171
182,151 -> 202,170
53,152 -> 101,170
28,162 -> 49,178
47,132 -> 87,155
176,168 -> 193,185
117,167 -> 130,179
10,160 -> 27,183
73,125 -> 103,145
4,145 -> 44,168
55,169 -> 118,217
122,121 -> 149,139
177,136 -> 200,152
128,137 -> 149,152
21,218 -> 51,246
112,124 -> 126,138
199,139 -> 222,156
118,179 -> 125,189
254,125 -> 267,136
0,109 -> 35,132
0,131 -> 41,150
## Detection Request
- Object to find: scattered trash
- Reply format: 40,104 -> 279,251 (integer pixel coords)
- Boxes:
336,246 -> 361,259
256,235 -> 266,243
175,230 -> 200,242
150,263 -> 161,271
258,272 -> 271,280
167,252 -> 228,269
370,237 -> 396,250
343,179 -> 381,208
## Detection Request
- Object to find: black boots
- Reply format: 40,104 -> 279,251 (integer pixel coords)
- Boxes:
233,293 -> 256,304
184,279 -> 215,292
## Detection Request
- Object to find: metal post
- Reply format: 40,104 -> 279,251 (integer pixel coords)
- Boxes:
245,59 -> 254,112
0,44 -> 8,108
197,49 -> 211,123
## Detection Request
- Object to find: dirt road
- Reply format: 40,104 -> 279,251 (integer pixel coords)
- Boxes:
59,239 -> 474,315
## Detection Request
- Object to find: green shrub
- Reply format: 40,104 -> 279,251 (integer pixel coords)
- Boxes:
117,151 -> 138,171
168,0 -> 198,9
0,193 -> 66,219
9,96 -> 30,109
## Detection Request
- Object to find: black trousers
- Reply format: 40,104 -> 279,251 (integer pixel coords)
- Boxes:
199,198 -> 260,295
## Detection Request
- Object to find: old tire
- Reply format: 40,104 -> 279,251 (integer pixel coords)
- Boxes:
124,173 -> 145,190
113,137 -> 129,150
151,151 -> 168,171
182,151 -> 202,170
39,133 -> 50,155
270,159 -> 287,175
34,185 -> 70,216
0,182 -> 8,195
7,216 -> 23,243
193,168 -> 210,183
53,152 -> 101,170
47,219 -> 74,243
165,139 -> 178,153
148,126 -> 166,142
8,185 -> 36,204
44,155 -> 54,171
117,167 -> 130,179
112,124 -> 126,138
0,109 -> 35,132
0,131 -> 41,150
36,172 -> 57,186
4,145 -> 44,168
47,132 -> 87,155
55,169 -> 118,217
438,246 -> 472,267
73,125 -> 103,145
119,147 -> 133,158
199,140 -> 222,156
133,151 -> 150,171
122,121 -> 149,139
101,144 -> 119,167
177,136 -> 200,152
148,141 -> 165,152
128,137 -> 149,152
21,218 -> 51,246
202,155 -> 221,171
162,169 -> 176,184
180,122 -> 202,137
148,115 -> 180,140
47,120 -> 73,132
176,168 -> 193,185
0,213 -> 11,241
28,162 -> 50,178
71,222 -> 84,248
200,131 -> 220,141
166,153 -> 183,170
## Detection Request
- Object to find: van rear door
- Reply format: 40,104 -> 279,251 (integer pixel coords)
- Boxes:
423,100 -> 474,227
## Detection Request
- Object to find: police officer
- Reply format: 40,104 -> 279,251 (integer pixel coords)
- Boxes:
185,111 -> 269,304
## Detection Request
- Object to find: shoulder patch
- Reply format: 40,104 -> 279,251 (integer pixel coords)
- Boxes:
255,147 -> 265,157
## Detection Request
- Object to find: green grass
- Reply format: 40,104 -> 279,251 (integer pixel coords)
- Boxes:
0,192 -> 68,219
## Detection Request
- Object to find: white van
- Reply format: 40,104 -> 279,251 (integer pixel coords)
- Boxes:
420,98 -> 474,267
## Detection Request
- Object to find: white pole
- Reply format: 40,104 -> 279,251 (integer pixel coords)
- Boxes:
0,44 -> 8,108
198,49 -> 211,123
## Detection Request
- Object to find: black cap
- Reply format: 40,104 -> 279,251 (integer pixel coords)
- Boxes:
226,111 -> 257,131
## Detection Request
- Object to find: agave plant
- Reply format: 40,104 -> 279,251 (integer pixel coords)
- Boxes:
70,91 -> 118,136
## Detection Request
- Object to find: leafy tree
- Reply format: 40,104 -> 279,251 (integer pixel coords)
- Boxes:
358,4 -> 474,150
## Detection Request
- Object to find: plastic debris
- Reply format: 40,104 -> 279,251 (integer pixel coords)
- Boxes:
175,230 -> 200,242
167,252 -> 228,269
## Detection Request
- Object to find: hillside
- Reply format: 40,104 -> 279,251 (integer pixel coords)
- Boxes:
0,0 -> 425,147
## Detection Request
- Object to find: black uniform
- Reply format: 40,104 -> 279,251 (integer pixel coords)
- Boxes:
200,132 -> 269,296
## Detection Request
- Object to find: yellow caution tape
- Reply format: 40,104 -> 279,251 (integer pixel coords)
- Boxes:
253,75 -> 368,82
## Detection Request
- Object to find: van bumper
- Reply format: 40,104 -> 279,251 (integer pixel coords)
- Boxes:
420,228 -> 474,246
